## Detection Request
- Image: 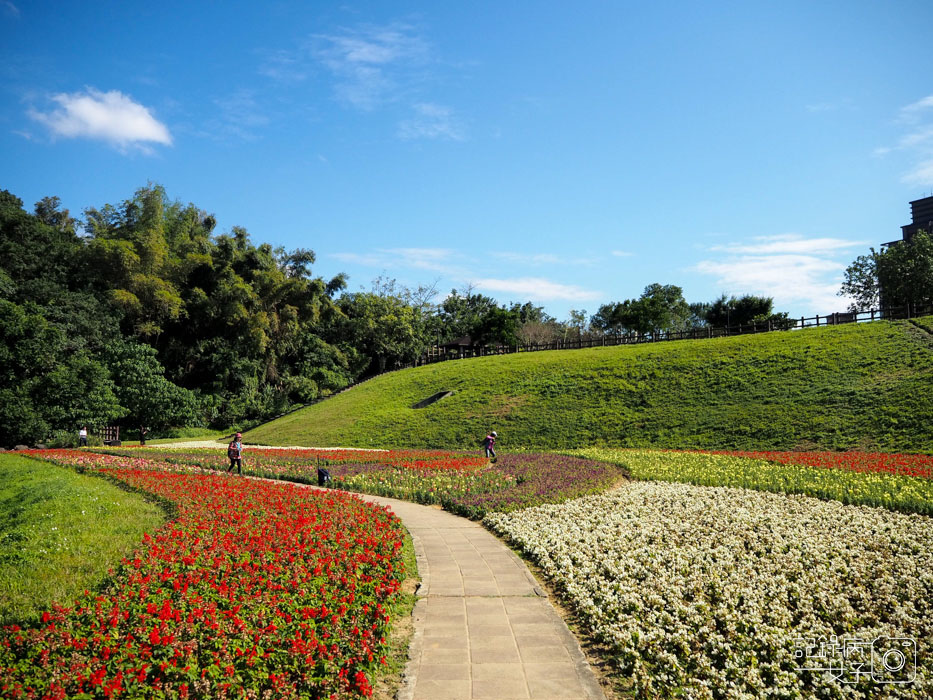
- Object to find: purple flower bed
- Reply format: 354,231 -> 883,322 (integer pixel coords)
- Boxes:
446,453 -> 623,518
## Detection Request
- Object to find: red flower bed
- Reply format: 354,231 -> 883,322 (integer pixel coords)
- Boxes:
0,453 -> 407,699
90,447 -> 489,479
706,450 -> 933,480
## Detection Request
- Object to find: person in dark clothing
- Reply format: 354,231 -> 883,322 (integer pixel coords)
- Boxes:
482,430 -> 498,460
227,433 -> 243,474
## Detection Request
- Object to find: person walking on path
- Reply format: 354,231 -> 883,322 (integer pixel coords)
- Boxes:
227,433 -> 243,474
78,426 -> 88,447
482,430 -> 498,461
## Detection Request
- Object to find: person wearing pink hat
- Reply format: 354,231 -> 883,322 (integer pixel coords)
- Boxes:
227,432 -> 243,474
481,430 -> 498,461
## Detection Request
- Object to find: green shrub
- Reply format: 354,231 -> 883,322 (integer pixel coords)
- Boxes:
46,430 -> 103,448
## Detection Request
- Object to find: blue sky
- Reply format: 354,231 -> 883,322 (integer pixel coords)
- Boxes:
3,1 -> 933,322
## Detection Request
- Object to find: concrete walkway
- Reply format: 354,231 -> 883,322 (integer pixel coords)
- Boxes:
358,494 -> 606,700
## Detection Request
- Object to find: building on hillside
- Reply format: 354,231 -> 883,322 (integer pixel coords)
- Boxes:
877,195 -> 933,315
882,194 -> 933,247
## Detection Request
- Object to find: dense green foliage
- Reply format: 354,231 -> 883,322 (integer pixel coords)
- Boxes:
0,186 -> 356,445
247,318 -> 933,452
841,230 -> 933,310
0,453 -> 166,626
590,288 -> 791,337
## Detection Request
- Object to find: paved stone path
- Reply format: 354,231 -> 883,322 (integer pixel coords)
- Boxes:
157,442 -> 607,699
358,494 -> 606,700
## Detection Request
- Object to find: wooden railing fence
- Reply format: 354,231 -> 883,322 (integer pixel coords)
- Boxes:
417,301 -> 933,365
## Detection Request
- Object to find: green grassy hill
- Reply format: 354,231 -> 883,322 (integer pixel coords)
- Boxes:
246,319 -> 933,452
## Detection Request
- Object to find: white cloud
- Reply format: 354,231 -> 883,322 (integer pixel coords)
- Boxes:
711,234 -> 866,256
398,102 -> 465,141
313,23 -> 427,110
27,88 -> 171,152
610,250 -> 633,257
695,232 -> 862,313
2,1 -> 19,17
696,255 -> 851,313
473,277 -> 602,302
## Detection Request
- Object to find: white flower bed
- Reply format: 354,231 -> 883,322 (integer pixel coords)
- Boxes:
485,481 -> 932,699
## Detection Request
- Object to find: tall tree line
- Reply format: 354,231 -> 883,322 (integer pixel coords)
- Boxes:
0,185 -> 356,445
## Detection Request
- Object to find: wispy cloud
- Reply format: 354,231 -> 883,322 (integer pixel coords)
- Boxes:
398,102 -> 465,141
904,161 -> 933,187
330,247 -> 604,303
898,95 -> 933,123
472,277 -> 602,302
610,250 -> 633,258
493,252 -> 562,265
332,247 -> 458,273
313,23 -> 427,110
492,251 -> 605,266
876,95 -> 933,186
257,49 -> 308,83
695,234 -> 861,313
805,98 -> 852,113
710,234 -> 866,256
2,1 -> 19,18
27,88 -> 171,153
206,90 -> 269,141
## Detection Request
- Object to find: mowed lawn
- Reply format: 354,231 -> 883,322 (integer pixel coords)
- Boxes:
247,318 -> 933,452
0,453 -> 166,626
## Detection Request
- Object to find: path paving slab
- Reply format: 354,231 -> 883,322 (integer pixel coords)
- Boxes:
357,495 -> 607,700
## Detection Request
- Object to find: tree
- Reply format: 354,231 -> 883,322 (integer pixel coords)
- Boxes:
34,196 -> 77,235
103,339 -> 201,439
0,300 -> 123,446
841,232 -> 933,311
705,294 -> 773,328
638,283 -> 690,335
564,309 -> 588,341
517,320 -> 560,345
472,306 -> 520,347
437,288 -> 500,341
839,252 -> 881,310
687,302 -> 711,329
0,190 -> 84,305
84,184 -> 186,338
336,291 -> 427,375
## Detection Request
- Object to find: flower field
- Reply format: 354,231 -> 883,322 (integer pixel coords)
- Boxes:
0,451 -> 408,699
485,480 -> 933,699
710,450 -> 933,479
573,448 -> 933,515
92,447 -> 622,519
